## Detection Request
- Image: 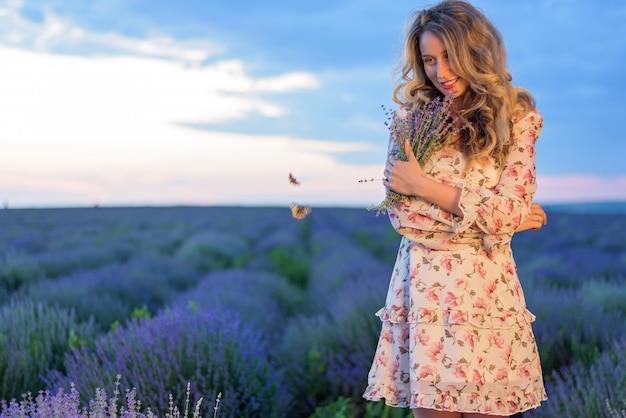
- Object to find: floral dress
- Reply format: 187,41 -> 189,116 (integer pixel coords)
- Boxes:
363,109 -> 547,416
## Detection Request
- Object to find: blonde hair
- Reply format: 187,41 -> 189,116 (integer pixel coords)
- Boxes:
393,0 -> 535,167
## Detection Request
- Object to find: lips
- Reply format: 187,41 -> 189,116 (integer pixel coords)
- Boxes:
440,78 -> 459,90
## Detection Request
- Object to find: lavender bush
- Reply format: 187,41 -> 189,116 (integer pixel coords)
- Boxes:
0,252 -> 44,293
45,305 -> 291,417
524,337 -> 626,418
254,221 -> 309,255
580,280 -> 626,316
25,275 -> 132,331
23,255 -> 195,330
313,208 -> 397,264
175,230 -> 248,272
252,222 -> 312,289
0,300 -> 100,402
274,271 -> 388,416
523,284 -> 626,373
35,242 -> 134,279
0,206 -> 624,418
513,211 -> 626,288
169,268 -> 304,340
306,227 -> 390,314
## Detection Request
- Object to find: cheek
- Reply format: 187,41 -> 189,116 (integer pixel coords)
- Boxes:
424,67 -> 437,83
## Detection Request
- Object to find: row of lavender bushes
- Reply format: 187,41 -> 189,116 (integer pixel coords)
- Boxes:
1,206 -> 625,417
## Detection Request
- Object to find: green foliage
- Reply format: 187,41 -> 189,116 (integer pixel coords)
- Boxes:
537,325 -> 601,373
68,329 -> 88,351
307,398 -> 412,418
0,286 -> 7,306
131,304 -> 152,320
270,246 -> 309,289
0,300 -> 100,401
351,229 -> 397,264
364,401 -> 412,418
110,304 -> 152,331
274,316 -> 339,415
273,276 -> 384,416
308,397 -> 355,418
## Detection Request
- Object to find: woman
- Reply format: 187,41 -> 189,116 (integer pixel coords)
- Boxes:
363,1 -> 547,417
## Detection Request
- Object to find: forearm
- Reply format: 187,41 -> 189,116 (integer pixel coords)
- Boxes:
413,175 -> 463,218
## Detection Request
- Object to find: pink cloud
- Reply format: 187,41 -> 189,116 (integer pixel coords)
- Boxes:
535,175 -> 626,203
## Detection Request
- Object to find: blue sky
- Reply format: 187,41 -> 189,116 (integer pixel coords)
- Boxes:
1,0 -> 625,208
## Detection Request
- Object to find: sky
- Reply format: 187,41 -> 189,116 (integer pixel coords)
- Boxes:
1,0 -> 625,209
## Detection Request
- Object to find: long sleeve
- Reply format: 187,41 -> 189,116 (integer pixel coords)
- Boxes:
452,108 -> 543,234
387,108 -> 543,240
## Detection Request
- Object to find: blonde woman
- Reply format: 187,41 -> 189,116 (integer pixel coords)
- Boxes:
363,1 -> 547,417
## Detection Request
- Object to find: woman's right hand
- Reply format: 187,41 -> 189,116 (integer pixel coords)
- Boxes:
515,202 -> 547,232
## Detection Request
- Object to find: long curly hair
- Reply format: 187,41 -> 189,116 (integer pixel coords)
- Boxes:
393,0 -> 535,168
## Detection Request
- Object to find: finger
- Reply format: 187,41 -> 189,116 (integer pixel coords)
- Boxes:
529,203 -> 547,225
535,208 -> 547,225
532,215 -> 546,228
404,140 -> 416,161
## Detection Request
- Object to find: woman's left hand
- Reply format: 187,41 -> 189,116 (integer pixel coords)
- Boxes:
515,202 -> 547,232
384,140 -> 425,197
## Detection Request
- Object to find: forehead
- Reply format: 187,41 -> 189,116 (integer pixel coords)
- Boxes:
419,30 -> 446,55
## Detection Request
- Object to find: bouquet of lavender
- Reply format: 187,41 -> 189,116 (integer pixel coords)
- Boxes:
370,94 -> 464,214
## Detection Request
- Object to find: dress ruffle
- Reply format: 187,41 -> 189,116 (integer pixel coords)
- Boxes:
375,305 -> 536,330
363,382 -> 546,416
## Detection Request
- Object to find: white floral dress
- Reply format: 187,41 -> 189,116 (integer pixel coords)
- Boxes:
363,109 -> 547,416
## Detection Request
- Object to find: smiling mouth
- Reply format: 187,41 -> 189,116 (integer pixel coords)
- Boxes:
440,78 -> 459,89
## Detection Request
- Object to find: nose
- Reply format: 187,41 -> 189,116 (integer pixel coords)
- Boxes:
437,59 -> 451,79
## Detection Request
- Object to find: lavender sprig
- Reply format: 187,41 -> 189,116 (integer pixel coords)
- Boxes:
370,95 -> 465,214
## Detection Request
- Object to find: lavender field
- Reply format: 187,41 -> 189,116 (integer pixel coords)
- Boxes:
1,205 -> 625,417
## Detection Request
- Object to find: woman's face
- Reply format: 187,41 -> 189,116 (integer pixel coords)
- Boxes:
419,30 -> 468,99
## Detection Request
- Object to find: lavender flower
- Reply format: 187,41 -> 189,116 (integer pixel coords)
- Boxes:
371,95 -> 464,214
45,305 -> 291,417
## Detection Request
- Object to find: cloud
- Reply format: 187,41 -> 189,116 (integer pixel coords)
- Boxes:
0,8 -> 371,209
535,175 -> 626,203
0,46 -> 319,133
0,0 -> 221,63
205,60 -> 320,96
0,126 -> 385,208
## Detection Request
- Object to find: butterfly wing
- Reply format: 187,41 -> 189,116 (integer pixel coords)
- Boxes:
288,172 -> 301,186
290,203 -> 311,220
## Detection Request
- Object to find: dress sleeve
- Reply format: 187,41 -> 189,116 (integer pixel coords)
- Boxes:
451,108 -> 543,234
386,108 -> 543,237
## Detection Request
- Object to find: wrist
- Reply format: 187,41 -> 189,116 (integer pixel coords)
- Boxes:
411,174 -> 428,198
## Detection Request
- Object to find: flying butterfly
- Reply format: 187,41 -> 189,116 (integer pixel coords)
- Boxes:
290,203 -> 311,220
288,172 -> 301,186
